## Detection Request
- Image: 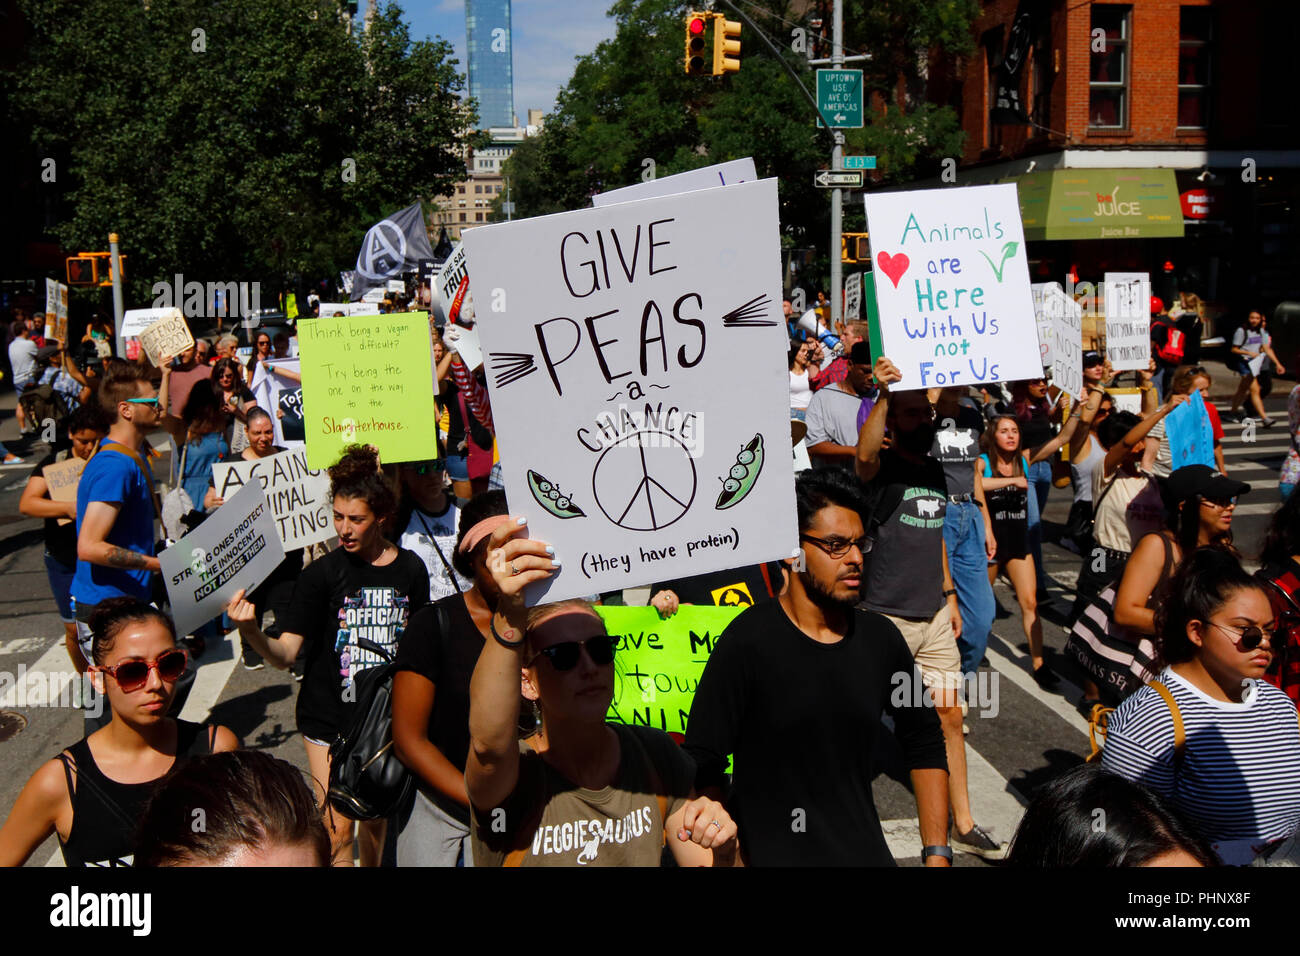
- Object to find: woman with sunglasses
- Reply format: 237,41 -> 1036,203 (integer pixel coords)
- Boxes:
228,444 -> 428,865
465,519 -> 740,866
1065,356 -> 1114,553
393,453 -> 469,602
244,331 -> 273,386
1102,548 -> 1300,865
0,598 -> 238,867
391,491 -> 509,865
210,357 -> 257,455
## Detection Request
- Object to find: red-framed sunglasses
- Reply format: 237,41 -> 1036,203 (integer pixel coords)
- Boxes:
95,648 -> 188,692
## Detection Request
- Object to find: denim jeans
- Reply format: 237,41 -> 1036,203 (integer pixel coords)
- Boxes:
1026,459 -> 1052,591
943,501 -> 995,676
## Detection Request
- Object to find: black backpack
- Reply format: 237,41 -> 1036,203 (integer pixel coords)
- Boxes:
19,382 -> 72,435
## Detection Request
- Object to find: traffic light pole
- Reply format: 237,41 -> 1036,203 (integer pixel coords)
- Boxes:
109,232 -> 125,358
829,0 -> 844,336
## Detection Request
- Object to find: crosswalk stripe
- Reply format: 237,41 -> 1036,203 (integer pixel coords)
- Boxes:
177,630 -> 240,724
0,640 -> 78,709
0,637 -> 52,657
982,631 -> 1091,740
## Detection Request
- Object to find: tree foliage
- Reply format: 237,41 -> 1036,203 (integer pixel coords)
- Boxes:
9,0 -> 474,301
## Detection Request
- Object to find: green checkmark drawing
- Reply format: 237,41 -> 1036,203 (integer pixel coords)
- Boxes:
979,241 -> 1019,283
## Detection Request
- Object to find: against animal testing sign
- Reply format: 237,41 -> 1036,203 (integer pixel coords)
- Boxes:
862,183 -> 1042,391
160,482 -> 285,637
296,311 -> 439,468
463,179 -> 798,604
211,448 -> 333,551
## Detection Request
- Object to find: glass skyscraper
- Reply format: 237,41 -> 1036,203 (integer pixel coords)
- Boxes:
465,0 -> 515,129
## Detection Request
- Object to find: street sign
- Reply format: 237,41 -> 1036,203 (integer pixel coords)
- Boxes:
816,69 -> 863,128
843,155 -> 877,170
814,169 -> 864,189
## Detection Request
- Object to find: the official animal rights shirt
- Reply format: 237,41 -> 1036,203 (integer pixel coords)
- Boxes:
684,600 -> 947,865
279,546 -> 429,741
862,448 -> 949,620
930,399 -> 985,497
397,500 -> 470,601
470,723 -> 694,866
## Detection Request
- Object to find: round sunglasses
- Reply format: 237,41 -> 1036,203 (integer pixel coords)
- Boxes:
1207,620 -> 1272,652
96,648 -> 188,693
529,634 -> 618,672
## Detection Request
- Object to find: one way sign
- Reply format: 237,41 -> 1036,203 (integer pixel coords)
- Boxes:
814,170 -> 865,189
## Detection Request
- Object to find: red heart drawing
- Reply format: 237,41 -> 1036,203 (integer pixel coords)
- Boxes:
877,251 -> 910,288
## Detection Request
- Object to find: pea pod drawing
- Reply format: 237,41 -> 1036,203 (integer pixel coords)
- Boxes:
526,469 -> 586,519
715,434 -> 764,510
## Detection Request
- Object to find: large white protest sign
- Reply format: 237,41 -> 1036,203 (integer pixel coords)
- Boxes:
434,244 -> 468,325
1104,272 -> 1151,371
1046,286 -> 1084,399
463,179 -> 797,604
45,279 -> 68,343
250,358 -> 304,447
592,158 -> 758,208
1030,282 -> 1056,368
160,482 -> 285,637
211,447 -> 333,551
862,183 -> 1041,391
138,308 -> 194,366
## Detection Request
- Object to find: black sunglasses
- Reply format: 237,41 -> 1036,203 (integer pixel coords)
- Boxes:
530,634 -> 618,672
1207,621 -> 1271,652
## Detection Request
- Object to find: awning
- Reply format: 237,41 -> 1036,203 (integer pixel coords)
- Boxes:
1005,168 -> 1185,241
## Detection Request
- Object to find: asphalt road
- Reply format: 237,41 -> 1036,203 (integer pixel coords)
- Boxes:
0,383 -> 1288,867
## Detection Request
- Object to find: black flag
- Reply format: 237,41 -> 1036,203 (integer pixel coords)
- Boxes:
991,2 -> 1033,126
350,201 -> 436,301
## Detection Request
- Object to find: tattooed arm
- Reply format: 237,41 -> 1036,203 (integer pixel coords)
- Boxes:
78,501 -> 161,573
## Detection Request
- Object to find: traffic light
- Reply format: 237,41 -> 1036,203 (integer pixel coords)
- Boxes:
841,232 -> 870,264
66,255 -> 99,286
685,13 -> 710,75
713,16 -> 741,75
99,254 -> 125,287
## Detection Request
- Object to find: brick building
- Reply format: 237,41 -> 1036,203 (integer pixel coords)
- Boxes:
909,0 -> 1300,328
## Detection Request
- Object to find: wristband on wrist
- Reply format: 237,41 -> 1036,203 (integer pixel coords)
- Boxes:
943,587 -> 957,598
490,617 -> 525,649
922,845 -> 953,862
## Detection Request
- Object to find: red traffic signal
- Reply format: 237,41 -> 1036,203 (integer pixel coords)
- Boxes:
685,13 -> 710,75
66,256 -> 98,286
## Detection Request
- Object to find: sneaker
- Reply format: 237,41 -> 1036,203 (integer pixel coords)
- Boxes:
952,824 -> 1008,861
1224,410 -> 1242,424
241,646 -> 264,671
1033,663 -> 1060,690
1262,418 -> 1278,429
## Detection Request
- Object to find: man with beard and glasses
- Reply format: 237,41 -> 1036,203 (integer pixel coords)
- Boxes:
855,356 -> 1007,861
683,467 -> 949,865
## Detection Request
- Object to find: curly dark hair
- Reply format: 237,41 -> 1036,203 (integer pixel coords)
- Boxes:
328,444 -> 398,519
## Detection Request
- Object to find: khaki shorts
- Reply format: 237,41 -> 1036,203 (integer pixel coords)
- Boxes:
883,606 -> 963,694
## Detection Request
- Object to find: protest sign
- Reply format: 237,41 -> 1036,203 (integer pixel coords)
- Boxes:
1030,283 -> 1056,367
1046,285 -> 1084,399
1104,272 -> 1151,371
137,308 -> 194,366
844,272 -> 862,322
599,605 -> 743,735
792,439 -> 812,473
462,179 -> 798,604
592,158 -> 757,207
160,482 -> 285,637
443,325 -> 482,371
43,455 -> 85,526
44,279 -> 68,343
1165,390 -> 1216,469
1106,387 -> 1142,416
862,183 -> 1041,391
316,302 -> 372,317
433,244 -> 468,325
211,447 -> 333,550
296,311 -> 439,468
250,358 -> 304,447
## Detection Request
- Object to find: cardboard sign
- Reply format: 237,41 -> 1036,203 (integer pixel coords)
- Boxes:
434,244 -> 468,325
44,279 -> 68,343
592,158 -> 758,207
160,482 -> 285,637
1165,390 -> 1216,469
210,448 -> 333,551
462,179 -> 798,605
600,605 -> 744,735
844,272 -> 862,322
1106,387 -> 1142,416
137,308 -> 194,366
43,455 -> 85,526
443,324 -> 482,371
1045,285 -> 1084,399
296,311 -> 439,468
1104,272 -> 1151,371
862,183 -> 1041,391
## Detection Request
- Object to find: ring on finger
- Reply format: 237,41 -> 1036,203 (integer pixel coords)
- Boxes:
510,562 -> 520,576
709,820 -> 721,829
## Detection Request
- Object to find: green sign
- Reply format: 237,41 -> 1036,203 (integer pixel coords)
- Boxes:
1010,168 -> 1185,241
600,604 -> 744,736
843,155 -> 877,170
816,69 -> 863,129
297,311 -> 440,469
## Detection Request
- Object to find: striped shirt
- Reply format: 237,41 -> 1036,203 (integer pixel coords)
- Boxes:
1102,668 -> 1300,865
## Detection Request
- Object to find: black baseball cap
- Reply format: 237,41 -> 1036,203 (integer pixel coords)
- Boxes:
1083,351 -> 1104,368
1164,464 -> 1250,503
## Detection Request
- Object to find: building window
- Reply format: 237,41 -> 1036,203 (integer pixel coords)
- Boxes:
475,185 -> 483,193
982,27 -> 1003,149
476,213 -> 485,222
1089,5 -> 1129,128
1178,7 -> 1211,129
459,213 -> 467,223
1030,12 -> 1052,129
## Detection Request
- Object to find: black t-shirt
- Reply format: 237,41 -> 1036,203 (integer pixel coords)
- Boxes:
930,400 -> 985,498
33,451 -> 77,566
393,593 -> 483,824
683,600 -> 947,866
1016,403 -> 1055,451
652,562 -> 783,611
279,547 -> 430,740
863,449 -> 948,619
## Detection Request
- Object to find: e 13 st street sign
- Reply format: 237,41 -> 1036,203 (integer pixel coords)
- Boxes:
816,69 -> 863,129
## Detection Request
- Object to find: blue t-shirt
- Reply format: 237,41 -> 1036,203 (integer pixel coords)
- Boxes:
182,431 -> 228,512
72,440 -> 156,606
